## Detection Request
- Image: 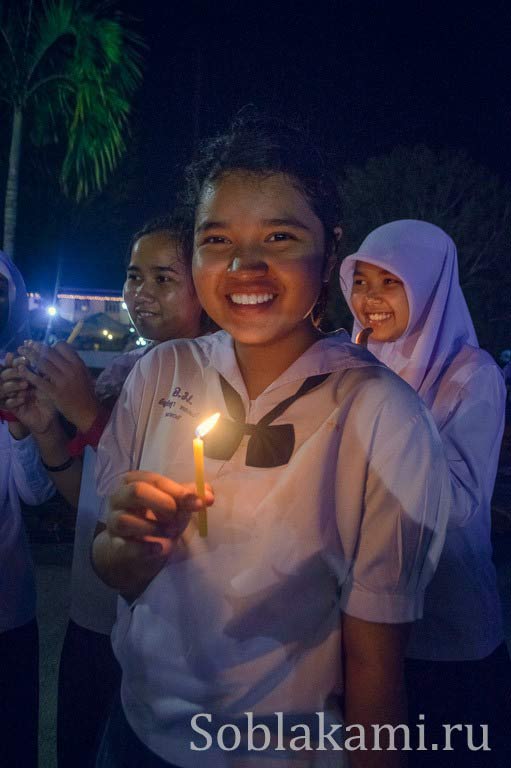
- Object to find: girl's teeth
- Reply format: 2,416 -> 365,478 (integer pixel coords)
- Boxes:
368,313 -> 392,321
230,293 -> 274,305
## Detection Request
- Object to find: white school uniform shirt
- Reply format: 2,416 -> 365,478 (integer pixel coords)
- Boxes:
69,347 -> 152,635
96,330 -> 450,767
0,425 -> 55,632
340,219 -> 505,661
404,345 -> 505,659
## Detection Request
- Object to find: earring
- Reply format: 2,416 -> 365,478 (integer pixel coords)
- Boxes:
311,282 -> 329,329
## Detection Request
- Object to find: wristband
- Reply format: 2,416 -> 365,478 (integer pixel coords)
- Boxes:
41,456 -> 75,472
0,409 -> 19,423
68,407 -> 111,456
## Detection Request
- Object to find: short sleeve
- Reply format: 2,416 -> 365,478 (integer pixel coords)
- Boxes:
438,364 -> 505,530
340,383 -> 450,624
95,359 -> 145,501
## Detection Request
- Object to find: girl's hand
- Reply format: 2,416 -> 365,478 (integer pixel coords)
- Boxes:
1,352 -> 57,435
0,352 -> 30,409
109,471 -> 214,549
94,472 -> 214,600
16,341 -> 100,432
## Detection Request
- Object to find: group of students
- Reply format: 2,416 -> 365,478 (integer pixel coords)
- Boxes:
0,113 -> 510,768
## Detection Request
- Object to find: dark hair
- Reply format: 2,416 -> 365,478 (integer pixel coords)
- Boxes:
183,110 -> 342,256
126,211 -> 194,268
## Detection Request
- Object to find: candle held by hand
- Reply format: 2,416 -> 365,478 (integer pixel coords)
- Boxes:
193,412 -> 220,537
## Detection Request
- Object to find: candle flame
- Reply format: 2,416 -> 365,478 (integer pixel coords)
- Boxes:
196,412 -> 221,438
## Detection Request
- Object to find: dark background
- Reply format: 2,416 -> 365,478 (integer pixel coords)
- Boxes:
1,0 -> 510,294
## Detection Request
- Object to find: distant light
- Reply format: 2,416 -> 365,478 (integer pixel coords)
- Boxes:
107,333 -> 113,340
129,327 -> 135,333
102,329 -> 108,336
121,301 -> 127,310
47,306 -> 57,317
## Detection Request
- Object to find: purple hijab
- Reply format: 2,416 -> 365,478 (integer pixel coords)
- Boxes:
339,220 -> 478,404
0,251 -> 30,359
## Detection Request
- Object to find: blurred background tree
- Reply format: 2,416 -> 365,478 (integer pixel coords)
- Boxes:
330,145 -> 511,355
0,0 -> 144,259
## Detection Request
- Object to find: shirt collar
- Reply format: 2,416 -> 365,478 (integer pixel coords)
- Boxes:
198,330 -> 381,398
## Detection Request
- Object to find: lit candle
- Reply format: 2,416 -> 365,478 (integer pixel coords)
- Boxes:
66,320 -> 84,345
355,327 -> 373,347
193,413 -> 220,537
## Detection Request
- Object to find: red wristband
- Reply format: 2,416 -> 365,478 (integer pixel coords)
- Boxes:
0,409 -> 19,423
67,407 -> 111,456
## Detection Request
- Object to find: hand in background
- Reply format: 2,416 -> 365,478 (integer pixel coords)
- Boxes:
0,352 -> 30,409
1,352 -> 57,436
16,341 -> 100,432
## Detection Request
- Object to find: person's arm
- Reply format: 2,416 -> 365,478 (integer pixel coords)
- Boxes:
31,416 -> 83,508
338,373 -> 450,766
16,341 -> 101,433
343,615 -> 410,767
438,364 -> 505,529
8,427 -> 56,506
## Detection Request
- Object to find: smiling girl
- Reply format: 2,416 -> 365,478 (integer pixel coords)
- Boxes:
92,117 -> 450,768
340,219 -> 511,767
2,214 -> 205,768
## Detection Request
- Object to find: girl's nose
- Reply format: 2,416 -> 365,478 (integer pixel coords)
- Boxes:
228,248 -> 268,273
136,281 -> 154,299
366,286 -> 383,301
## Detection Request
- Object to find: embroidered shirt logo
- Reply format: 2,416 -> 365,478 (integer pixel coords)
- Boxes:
158,387 -> 199,420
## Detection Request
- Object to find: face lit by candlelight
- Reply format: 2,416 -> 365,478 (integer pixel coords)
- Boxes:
350,261 -> 410,342
192,172 -> 333,354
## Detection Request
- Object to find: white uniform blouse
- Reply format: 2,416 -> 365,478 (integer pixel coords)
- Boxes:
406,345 -> 506,661
96,331 -> 450,767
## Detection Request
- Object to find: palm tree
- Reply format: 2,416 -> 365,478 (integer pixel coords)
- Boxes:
0,0 -> 144,259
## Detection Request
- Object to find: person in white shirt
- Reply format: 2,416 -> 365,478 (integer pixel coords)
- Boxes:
340,219 -> 511,767
92,115 -> 450,768
0,251 -> 55,768
2,215 -> 206,768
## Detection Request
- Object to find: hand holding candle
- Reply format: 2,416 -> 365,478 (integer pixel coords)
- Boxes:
193,412 -> 220,537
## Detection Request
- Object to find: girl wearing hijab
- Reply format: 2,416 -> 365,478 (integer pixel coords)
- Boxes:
340,219 -> 511,767
0,251 -> 55,768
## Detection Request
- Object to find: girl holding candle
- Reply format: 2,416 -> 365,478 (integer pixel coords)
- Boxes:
92,115 -> 450,768
340,219 -> 511,767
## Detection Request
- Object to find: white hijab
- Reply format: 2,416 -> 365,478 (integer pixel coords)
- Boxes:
339,220 -> 478,404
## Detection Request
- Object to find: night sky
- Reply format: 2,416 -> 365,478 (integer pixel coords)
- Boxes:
2,0 -> 510,295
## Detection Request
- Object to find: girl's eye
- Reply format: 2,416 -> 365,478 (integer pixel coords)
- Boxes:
352,278 -> 366,286
126,273 -> 140,282
384,278 -> 401,285
267,232 -> 295,242
156,275 -> 174,284
201,235 -> 229,245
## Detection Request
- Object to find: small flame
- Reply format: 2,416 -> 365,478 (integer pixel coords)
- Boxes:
196,412 -> 221,438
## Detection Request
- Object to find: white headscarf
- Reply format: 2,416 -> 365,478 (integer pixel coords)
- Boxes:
0,251 -> 30,359
339,220 -> 478,404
